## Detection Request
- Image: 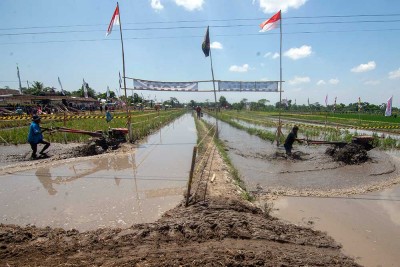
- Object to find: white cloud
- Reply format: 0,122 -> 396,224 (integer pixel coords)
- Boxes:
260,77 -> 269,81
229,64 -> 250,73
329,78 -> 339,85
210,41 -> 223,49
150,0 -> 164,11
264,52 -> 272,58
289,76 -> 310,85
317,79 -> 339,85
284,45 -> 312,60
364,80 -> 380,85
388,68 -> 400,79
351,61 -> 376,73
257,0 -> 307,13
174,0 -> 204,11
264,52 -> 279,59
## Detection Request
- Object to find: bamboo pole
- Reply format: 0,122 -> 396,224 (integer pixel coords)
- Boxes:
117,2 -> 132,142
209,27 -> 219,138
63,111 -> 67,144
185,146 -> 197,207
277,11 -> 283,147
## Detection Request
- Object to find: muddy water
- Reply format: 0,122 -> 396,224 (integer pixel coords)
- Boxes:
272,185 -> 400,267
0,114 -> 196,231
205,114 -> 400,266
204,115 -> 400,195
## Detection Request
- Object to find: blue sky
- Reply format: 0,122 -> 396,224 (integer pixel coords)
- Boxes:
1,0 -> 399,106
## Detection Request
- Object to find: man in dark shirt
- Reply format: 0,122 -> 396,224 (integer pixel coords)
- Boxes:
284,126 -> 302,156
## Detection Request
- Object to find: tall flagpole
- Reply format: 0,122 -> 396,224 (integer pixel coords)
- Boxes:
277,11 -> 283,146
210,43 -> 218,133
209,39 -> 219,135
117,2 -> 131,141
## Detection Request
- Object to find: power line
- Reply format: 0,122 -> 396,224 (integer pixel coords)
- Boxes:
1,13 -> 400,31
1,28 -> 400,45
1,19 -> 400,37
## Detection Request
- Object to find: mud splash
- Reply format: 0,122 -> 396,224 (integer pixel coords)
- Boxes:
326,143 -> 369,165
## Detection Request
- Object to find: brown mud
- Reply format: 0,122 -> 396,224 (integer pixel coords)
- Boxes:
0,123 -> 360,266
326,143 -> 369,165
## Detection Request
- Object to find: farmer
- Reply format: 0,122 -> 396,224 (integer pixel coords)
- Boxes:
106,110 -> 113,123
28,115 -> 50,159
284,125 -> 303,156
196,106 -> 202,119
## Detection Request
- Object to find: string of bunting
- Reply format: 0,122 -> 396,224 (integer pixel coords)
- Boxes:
0,110 -> 179,121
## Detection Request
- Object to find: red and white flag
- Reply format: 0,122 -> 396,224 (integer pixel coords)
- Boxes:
385,96 -> 393,116
325,94 -> 328,106
259,10 -> 281,32
106,5 -> 120,36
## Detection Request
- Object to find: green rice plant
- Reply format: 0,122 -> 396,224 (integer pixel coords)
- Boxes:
380,136 -> 398,149
343,132 -> 354,143
0,110 -> 185,144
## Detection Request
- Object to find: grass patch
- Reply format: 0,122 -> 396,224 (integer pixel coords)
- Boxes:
200,119 -> 254,202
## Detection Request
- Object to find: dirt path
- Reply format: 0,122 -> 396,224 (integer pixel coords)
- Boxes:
0,127 -> 360,266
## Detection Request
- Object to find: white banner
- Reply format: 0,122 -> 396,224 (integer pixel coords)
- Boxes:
134,79 -> 198,91
218,81 -> 278,92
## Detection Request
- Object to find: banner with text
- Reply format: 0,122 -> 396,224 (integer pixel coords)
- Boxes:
218,81 -> 278,92
134,79 -> 198,91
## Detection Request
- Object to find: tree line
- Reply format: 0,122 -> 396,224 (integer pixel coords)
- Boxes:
188,96 -> 397,115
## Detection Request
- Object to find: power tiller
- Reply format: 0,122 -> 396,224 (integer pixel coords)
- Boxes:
44,127 -> 128,149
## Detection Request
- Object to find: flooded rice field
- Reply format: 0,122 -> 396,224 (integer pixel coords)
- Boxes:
0,114 -> 196,231
205,114 -> 400,266
232,114 -> 400,142
204,114 -> 400,196
273,185 -> 400,267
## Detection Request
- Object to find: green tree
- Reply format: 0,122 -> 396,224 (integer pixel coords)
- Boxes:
219,95 -> 229,108
98,90 -> 116,100
71,84 -> 96,98
170,97 -> 179,107
23,81 -> 44,95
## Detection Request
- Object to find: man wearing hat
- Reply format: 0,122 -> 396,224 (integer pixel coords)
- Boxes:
27,115 -> 50,159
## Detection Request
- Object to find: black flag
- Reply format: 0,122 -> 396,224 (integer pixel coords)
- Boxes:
202,26 -> 210,57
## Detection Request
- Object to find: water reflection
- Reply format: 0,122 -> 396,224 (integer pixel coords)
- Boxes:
35,154 -> 137,196
1,114 -> 196,231
35,167 -> 57,195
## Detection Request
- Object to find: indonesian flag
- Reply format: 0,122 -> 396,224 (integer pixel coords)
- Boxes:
325,94 -> 328,106
385,96 -> 393,116
259,10 -> 281,32
106,5 -> 120,36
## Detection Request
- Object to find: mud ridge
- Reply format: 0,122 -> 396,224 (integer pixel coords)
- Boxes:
0,197 -> 360,266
